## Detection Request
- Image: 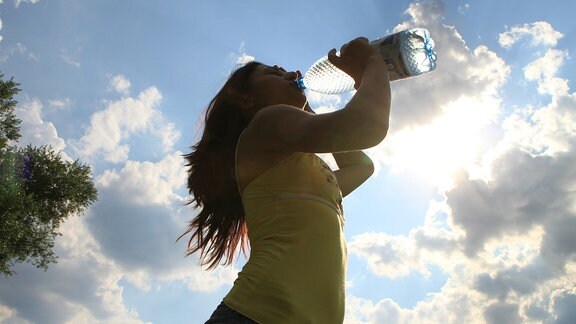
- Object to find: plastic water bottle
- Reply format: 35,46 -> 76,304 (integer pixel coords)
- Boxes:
296,28 -> 438,94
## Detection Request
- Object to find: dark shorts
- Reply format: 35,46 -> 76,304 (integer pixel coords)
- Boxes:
205,301 -> 257,324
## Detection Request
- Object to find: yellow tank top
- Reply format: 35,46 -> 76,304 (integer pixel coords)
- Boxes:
223,149 -> 347,324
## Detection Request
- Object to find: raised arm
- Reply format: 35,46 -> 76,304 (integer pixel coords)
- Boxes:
302,102 -> 375,198
246,37 -> 391,154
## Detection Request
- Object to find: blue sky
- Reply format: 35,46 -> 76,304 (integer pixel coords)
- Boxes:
1,0 -> 576,323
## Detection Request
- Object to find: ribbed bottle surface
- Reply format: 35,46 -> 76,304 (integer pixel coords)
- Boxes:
301,55 -> 356,94
298,28 -> 437,94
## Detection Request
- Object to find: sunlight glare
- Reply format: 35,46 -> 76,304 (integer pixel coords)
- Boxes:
374,96 -> 501,189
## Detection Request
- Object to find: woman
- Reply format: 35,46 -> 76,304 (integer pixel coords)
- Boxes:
181,37 -> 391,323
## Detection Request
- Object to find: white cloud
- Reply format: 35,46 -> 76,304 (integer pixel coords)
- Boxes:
0,42 -> 37,62
151,120 -> 181,152
363,0 -> 510,187
522,49 -> 570,96
388,12 -> 509,129
236,52 -> 255,65
0,216 -> 143,323
89,152 -> 234,293
96,152 -> 186,206
524,49 -> 568,81
315,14 -> 509,183
345,2 -> 576,323
59,48 -> 81,67
70,87 -> 179,163
306,90 -> 342,111
47,97 -> 72,109
501,92 -> 576,157
350,89 -> 576,324
233,41 -> 255,66
537,77 -> 570,96
108,74 -> 132,96
90,153 -> 185,241
345,281 -> 486,324
0,148 -> 232,322
349,232 -> 429,279
0,305 -> 17,323
14,0 -> 40,8
15,98 -> 67,152
499,21 -> 564,49
372,94 -> 502,186
345,294 -> 377,324
346,263 -> 576,323
0,74 -> 216,323
183,266 -> 238,293
397,0 -> 446,28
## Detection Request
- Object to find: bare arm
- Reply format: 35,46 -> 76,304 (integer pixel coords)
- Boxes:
302,103 -> 374,197
247,38 -> 391,154
332,150 -> 374,197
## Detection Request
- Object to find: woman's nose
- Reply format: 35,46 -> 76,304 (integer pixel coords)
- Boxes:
285,70 -> 301,81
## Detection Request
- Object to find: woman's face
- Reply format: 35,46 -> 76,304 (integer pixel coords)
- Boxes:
246,64 -> 307,110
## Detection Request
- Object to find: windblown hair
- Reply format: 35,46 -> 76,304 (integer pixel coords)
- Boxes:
180,61 -> 262,269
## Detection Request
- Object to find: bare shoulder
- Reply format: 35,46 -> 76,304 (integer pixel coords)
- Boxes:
236,111 -> 295,193
244,104 -> 313,152
242,105 -> 298,151
250,104 -> 309,127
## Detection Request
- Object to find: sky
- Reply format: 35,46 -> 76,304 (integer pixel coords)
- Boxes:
1,0 -> 575,323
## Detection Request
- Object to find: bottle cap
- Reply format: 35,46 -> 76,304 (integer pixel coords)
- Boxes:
295,77 -> 307,90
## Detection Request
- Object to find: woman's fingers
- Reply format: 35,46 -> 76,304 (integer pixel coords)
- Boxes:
328,37 -> 371,64
327,48 -> 340,66
326,37 -> 378,87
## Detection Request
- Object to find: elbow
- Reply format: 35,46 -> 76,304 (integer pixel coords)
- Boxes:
378,122 -> 389,141
359,158 -> 375,186
361,121 -> 389,149
365,159 -> 375,177
373,117 -> 389,142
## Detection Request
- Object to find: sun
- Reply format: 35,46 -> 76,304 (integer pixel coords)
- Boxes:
373,96 -> 501,189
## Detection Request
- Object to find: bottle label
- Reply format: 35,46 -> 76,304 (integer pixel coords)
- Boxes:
370,33 -> 410,81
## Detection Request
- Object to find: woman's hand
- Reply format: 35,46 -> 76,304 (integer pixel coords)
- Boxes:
327,37 -> 380,89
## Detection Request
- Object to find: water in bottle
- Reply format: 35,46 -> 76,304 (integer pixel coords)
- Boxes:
296,28 -> 438,94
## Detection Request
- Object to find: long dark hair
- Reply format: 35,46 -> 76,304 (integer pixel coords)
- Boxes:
180,61 -> 262,269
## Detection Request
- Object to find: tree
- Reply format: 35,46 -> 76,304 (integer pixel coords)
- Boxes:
0,73 -> 21,148
0,73 -> 98,276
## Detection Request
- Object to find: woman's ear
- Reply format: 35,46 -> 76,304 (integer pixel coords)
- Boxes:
227,88 -> 254,110
238,95 -> 254,110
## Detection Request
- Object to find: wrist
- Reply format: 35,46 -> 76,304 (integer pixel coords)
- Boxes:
355,54 -> 389,89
